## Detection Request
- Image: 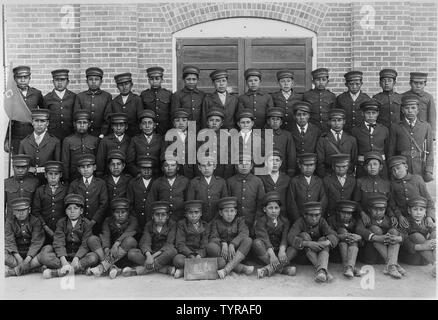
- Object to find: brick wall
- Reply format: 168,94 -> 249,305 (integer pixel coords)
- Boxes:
4,2 -> 436,100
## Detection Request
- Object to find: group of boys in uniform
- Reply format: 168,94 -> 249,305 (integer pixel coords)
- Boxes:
4,63 -> 436,282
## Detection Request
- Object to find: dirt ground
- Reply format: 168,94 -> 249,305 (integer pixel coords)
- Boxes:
1,262 -> 436,300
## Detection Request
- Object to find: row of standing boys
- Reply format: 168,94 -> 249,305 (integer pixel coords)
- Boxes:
4,64 -> 436,282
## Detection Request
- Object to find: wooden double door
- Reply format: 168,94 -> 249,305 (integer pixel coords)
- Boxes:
176,38 -> 313,95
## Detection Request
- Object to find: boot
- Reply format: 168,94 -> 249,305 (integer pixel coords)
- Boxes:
217,251 -> 246,279
395,263 -> 407,276
314,268 -> 328,283
343,265 -> 354,279
89,264 -> 106,277
233,263 -> 254,275
43,267 -> 69,279
257,264 -> 275,279
281,265 -> 296,276
387,264 -> 402,279
159,266 -> 176,276
5,266 -> 17,277
174,268 -> 184,279
108,266 -> 122,279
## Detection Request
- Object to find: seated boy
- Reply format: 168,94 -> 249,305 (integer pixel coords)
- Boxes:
86,198 -> 138,279
32,161 -> 69,242
172,200 -> 211,279
253,192 -> 296,278
103,150 -> 132,202
355,195 -> 406,279
206,197 -> 254,279
287,201 -> 338,283
5,197 -> 45,277
123,201 -> 177,277
327,200 -> 362,278
399,197 -> 436,277
40,194 -> 99,278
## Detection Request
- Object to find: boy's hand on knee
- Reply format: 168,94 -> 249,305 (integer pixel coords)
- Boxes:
269,254 -> 280,268
278,249 -> 287,264
145,253 -> 154,270
228,244 -> 236,260
307,241 -> 323,252
221,243 -> 229,261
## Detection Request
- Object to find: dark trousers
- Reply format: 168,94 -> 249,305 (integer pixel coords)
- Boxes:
39,244 -> 99,270
127,246 -> 177,270
251,239 -> 293,265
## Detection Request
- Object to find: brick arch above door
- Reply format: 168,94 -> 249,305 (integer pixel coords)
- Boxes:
161,2 -> 330,34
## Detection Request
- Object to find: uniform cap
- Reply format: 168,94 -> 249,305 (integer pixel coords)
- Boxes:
107,150 -> 126,162
151,201 -> 171,213
77,153 -> 96,166
344,70 -> 363,81
44,160 -> 63,172
237,109 -> 255,120
298,153 -> 317,165
206,108 -> 225,119
379,69 -> 397,79
218,196 -> 238,209
137,155 -> 156,168
182,65 -> 200,76
311,68 -> 329,79
146,66 -> 164,77
110,112 -> 128,123
408,196 -> 428,208
293,101 -> 312,114
336,200 -> 357,212
171,109 -> 189,119
367,195 -> 388,208
111,197 -> 130,210
74,110 -> 91,121
244,68 -> 262,80
360,99 -> 381,112
51,69 -> 69,79
410,72 -> 428,81
401,94 -> 420,106
262,191 -> 282,206
85,67 -> 104,78
10,197 -> 31,210
114,72 -> 132,84
266,107 -> 285,118
209,69 -> 228,81
328,108 -> 346,119
265,148 -> 283,160
12,154 -> 31,166
330,153 -> 350,165
31,109 -> 50,120
13,65 -> 31,77
276,69 -> 294,80
139,109 -> 157,120
184,200 -> 204,210
388,155 -> 407,168
364,151 -> 383,164
303,202 -> 322,214
65,193 -> 85,207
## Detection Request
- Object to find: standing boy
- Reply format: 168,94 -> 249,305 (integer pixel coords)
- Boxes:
373,69 -> 402,129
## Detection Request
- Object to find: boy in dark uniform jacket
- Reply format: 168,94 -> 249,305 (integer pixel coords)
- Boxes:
126,109 -> 162,177
5,65 -> 44,154
68,153 -> 109,231
253,192 -> 296,278
355,195 -> 405,279
270,69 -> 303,132
103,150 -> 132,202
402,72 -> 436,138
5,198 -> 45,277
19,109 -> 61,184
40,193 -> 99,278
335,71 -> 371,133
287,153 -> 327,223
287,202 -> 338,283
389,95 -> 434,182
237,68 -> 274,129
172,200 -> 211,279
61,110 -> 99,182
148,156 -> 190,222
106,73 -> 143,138
87,198 -> 138,279
126,156 -> 155,229
352,99 -> 389,178
4,154 -> 39,216
259,150 -> 291,219
32,161 -> 68,242
327,200 -> 362,279
316,108 -> 357,177
399,197 -> 436,277
373,69 -> 402,129
201,69 -> 238,130
303,68 -> 336,132
96,112 -> 131,177
206,197 -> 254,279
141,66 -> 172,136
171,65 -> 205,129
323,154 -> 356,218
264,107 -> 296,177
43,69 -> 76,141
124,201 -> 177,277
187,156 -> 228,223
74,67 -> 113,138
